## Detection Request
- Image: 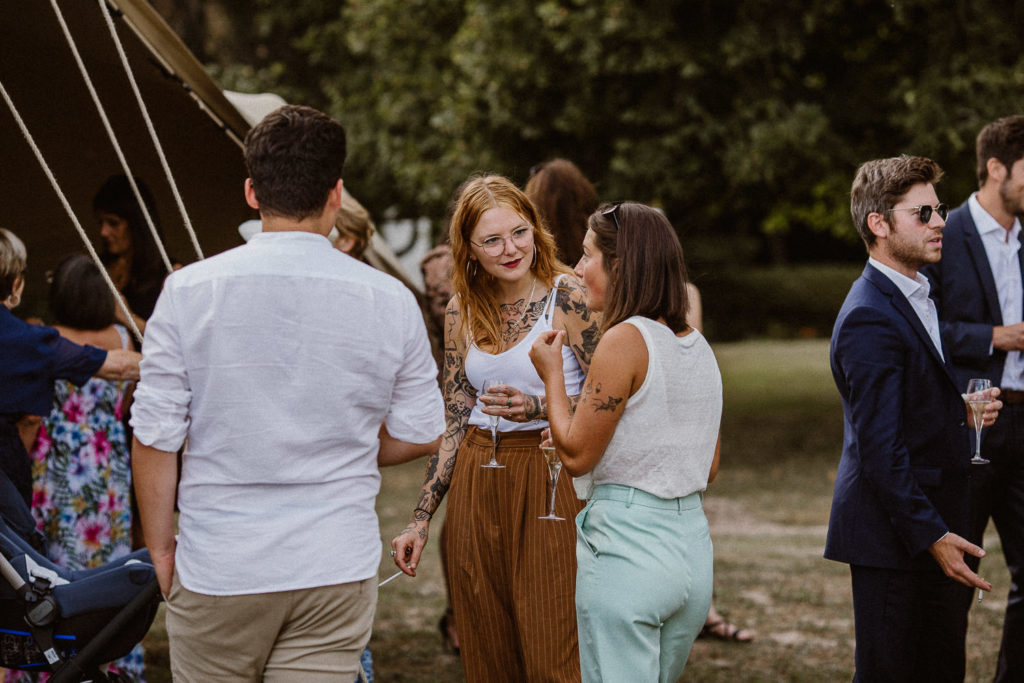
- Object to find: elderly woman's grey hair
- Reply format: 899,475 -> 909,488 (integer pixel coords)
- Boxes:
0,228 -> 27,301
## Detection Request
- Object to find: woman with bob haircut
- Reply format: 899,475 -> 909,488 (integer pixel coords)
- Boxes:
392,175 -> 598,681
530,202 -> 722,682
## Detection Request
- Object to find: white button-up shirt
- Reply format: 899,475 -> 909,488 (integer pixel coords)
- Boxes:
131,231 -> 444,595
969,193 -> 1024,390
869,257 -> 945,361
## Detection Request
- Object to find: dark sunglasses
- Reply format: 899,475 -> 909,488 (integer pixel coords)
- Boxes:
886,203 -> 948,224
601,204 -> 622,231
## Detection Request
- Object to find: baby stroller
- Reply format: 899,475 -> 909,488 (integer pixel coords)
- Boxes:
0,471 -> 161,682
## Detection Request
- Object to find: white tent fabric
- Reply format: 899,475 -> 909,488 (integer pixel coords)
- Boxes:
223,91 -> 289,127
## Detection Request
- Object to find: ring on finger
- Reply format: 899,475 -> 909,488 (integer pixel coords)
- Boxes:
390,549 -> 396,557
507,398 -> 512,408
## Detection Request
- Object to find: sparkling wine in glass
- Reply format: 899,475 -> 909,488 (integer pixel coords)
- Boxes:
963,378 -> 992,465
481,378 -> 505,469
538,441 -> 564,520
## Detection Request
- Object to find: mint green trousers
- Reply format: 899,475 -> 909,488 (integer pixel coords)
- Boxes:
575,484 -> 713,683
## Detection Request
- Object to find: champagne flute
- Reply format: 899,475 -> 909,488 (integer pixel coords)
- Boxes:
538,439 -> 564,520
481,378 -> 506,469
963,378 -> 992,465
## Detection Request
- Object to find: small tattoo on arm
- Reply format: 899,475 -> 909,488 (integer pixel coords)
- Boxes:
592,394 -> 624,412
585,381 -> 623,413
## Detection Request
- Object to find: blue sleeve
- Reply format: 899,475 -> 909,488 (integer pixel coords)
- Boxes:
48,334 -> 107,386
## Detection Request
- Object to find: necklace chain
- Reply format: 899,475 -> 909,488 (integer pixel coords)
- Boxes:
519,277 -> 537,327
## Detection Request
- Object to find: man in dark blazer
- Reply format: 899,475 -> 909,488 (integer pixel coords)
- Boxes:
827,155 -> 999,681
921,115 -> 1024,682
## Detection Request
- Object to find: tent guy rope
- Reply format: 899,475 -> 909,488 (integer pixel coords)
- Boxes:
47,0 -> 174,274
96,0 -> 204,261
0,79 -> 144,344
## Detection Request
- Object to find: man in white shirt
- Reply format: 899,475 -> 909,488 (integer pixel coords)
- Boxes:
131,105 -> 444,681
827,155 -> 1001,681
922,115 -> 1024,682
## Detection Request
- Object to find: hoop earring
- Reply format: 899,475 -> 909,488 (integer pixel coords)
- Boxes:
6,292 -> 20,308
533,244 -> 538,268
467,260 -> 478,279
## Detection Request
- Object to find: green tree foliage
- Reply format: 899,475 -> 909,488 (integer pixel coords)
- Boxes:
180,0 -> 1024,264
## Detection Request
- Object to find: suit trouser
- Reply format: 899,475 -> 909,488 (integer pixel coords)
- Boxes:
850,563 -> 970,682
575,485 -> 713,683
966,401 -> 1024,682
165,571 -> 376,682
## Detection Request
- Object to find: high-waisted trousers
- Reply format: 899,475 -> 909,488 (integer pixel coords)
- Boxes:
445,426 -> 583,682
575,484 -> 713,683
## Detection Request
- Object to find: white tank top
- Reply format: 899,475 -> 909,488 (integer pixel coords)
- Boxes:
464,276 -> 585,432
585,316 -> 722,498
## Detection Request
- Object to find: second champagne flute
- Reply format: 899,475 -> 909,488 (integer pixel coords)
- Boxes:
963,378 -> 992,465
538,440 -> 565,520
481,378 -> 506,469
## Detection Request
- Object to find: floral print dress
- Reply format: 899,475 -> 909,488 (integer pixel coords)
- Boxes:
5,328 -> 146,682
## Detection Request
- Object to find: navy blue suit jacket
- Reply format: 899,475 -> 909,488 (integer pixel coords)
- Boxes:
920,201 -> 1024,390
825,263 -> 972,570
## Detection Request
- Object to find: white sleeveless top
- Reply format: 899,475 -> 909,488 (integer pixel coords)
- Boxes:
465,276 -> 585,432
585,316 -> 722,499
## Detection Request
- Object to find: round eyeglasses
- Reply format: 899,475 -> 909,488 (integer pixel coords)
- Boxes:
469,226 -> 534,256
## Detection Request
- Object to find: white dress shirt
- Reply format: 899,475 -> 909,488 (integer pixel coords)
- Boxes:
969,193 -> 1024,390
131,231 -> 444,595
868,257 -> 944,361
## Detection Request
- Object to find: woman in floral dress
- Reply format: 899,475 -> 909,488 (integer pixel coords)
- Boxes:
5,255 -> 145,682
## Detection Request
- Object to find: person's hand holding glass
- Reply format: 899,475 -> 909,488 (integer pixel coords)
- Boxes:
481,378 -> 506,468
962,379 -> 1003,465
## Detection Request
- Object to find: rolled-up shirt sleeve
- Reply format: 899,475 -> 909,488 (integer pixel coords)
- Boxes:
130,280 -> 192,452
384,290 -> 445,443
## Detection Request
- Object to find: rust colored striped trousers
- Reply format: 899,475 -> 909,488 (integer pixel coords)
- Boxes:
445,426 -> 583,682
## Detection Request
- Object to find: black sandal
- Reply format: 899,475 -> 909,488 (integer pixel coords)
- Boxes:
439,608 -> 460,655
698,617 -> 754,643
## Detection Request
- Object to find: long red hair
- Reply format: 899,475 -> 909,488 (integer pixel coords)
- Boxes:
448,175 -> 570,351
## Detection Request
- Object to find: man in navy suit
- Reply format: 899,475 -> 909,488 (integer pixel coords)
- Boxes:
827,155 -> 1000,681
921,115 -> 1024,682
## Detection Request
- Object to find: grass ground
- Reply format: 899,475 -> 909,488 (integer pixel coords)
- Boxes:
140,338 -> 1009,681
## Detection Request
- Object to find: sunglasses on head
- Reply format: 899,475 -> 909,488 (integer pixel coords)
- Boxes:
601,204 -> 622,231
886,203 -> 948,224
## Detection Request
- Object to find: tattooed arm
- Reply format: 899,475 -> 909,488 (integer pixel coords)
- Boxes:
555,275 -> 603,417
499,275 -> 600,421
529,320 -> 646,477
484,278 -> 595,422
392,297 -> 474,576
554,275 -> 601,374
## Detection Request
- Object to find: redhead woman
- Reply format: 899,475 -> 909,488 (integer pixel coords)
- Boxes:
392,175 -> 598,682
530,203 -> 723,682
